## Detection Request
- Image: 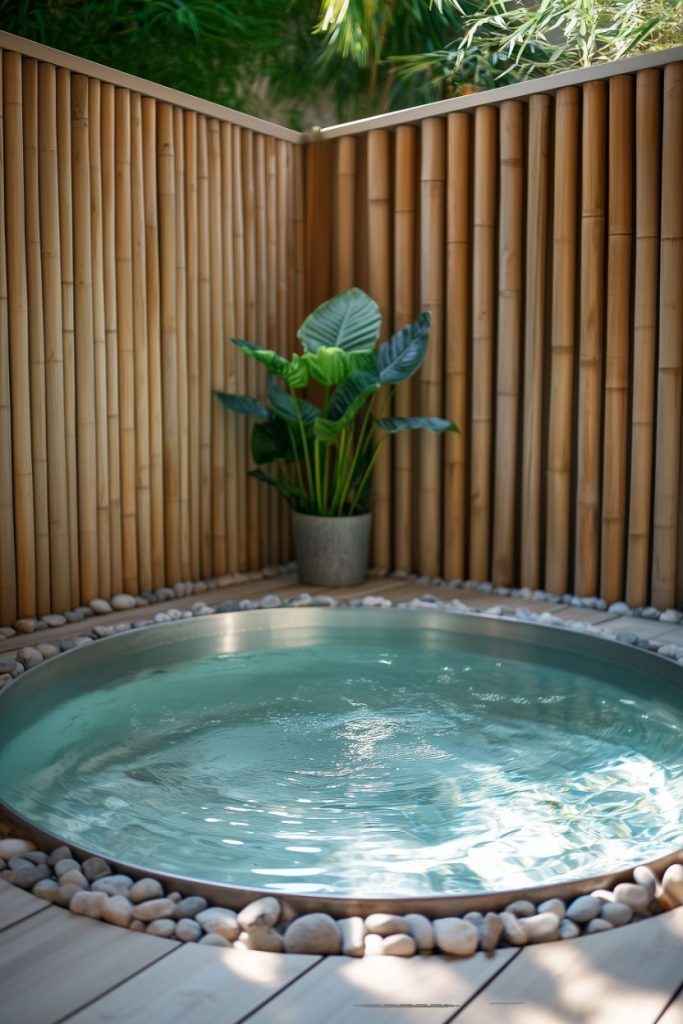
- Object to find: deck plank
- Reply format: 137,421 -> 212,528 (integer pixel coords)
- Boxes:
241,949 -> 519,1024
599,616 -> 677,641
65,945 -> 320,1024
453,909 -> 683,1024
657,987 -> 683,1024
0,877 -> 49,930
0,906 -> 177,1024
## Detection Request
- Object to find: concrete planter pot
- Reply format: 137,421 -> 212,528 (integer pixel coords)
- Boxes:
292,510 -> 372,587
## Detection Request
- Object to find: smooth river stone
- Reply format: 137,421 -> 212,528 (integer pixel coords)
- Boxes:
10,864 -> 50,889
101,896 -> 134,928
479,912 -> 504,952
566,895 -> 603,923
175,919 -> 202,942
111,593 -> 136,610
128,878 -> 164,903
500,912 -> 528,946
198,934 -> 232,948
58,869 -> 89,889
537,898 -> 566,920
519,912 -> 560,943
146,919 -> 176,938
364,913 -> 410,936
632,865 -> 658,900
172,896 -> 208,920
404,913 -> 434,952
433,918 -> 479,956
338,917 -> 365,957
237,896 -> 281,931
132,898 -> 176,922
364,934 -> 384,956
559,919 -> 581,940
70,891 -> 108,918
585,918 -> 614,934
195,907 -> 240,942
92,874 -> 134,897
47,845 -> 72,867
612,883 -> 650,913
600,901 -> 633,927
31,879 -> 60,901
505,899 -> 536,918
381,934 -> 417,957
0,838 -> 36,859
283,914 -> 341,954
54,858 -> 81,878
239,927 -> 284,953
662,865 -> 683,907
82,857 -> 112,882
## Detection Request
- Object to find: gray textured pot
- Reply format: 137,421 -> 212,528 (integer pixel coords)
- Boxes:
292,510 -> 372,587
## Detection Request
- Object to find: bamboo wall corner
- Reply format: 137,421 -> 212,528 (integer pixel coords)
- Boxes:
0,35 -> 681,622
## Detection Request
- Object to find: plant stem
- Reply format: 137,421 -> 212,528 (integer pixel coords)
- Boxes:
334,400 -> 375,515
290,390 -> 315,510
348,437 -> 387,516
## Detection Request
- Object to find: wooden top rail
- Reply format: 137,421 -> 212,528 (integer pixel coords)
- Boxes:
0,31 -> 305,143
320,45 -> 683,137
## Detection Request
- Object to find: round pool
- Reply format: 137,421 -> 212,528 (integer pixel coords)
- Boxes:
0,609 -> 681,911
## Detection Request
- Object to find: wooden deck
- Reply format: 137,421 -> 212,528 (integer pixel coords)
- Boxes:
1,574 -> 682,1022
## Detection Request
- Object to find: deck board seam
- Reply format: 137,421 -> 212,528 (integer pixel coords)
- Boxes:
234,955 -> 325,1023
0,901 -> 50,932
444,948 -> 524,1022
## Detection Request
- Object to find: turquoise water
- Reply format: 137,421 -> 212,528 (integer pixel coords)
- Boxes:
0,630 -> 681,896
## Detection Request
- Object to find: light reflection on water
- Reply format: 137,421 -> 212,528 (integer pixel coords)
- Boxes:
0,639 -> 681,896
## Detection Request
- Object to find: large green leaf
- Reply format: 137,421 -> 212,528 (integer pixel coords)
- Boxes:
297,288 -> 381,353
231,338 -> 291,377
213,390 -> 271,420
248,468 -> 304,508
377,311 -> 431,384
302,347 -> 352,386
375,416 -> 459,433
267,376 -> 320,424
251,418 -> 296,464
314,369 -> 380,442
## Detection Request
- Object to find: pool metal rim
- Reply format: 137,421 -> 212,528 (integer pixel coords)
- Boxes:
1,606 -> 682,917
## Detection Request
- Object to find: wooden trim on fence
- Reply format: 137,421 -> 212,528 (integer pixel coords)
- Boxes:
0,32 -> 303,143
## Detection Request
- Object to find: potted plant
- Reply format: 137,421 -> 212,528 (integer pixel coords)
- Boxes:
215,287 -> 457,586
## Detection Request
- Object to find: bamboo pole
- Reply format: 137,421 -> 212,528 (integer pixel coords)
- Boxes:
367,129 -> 392,569
71,74 -> 98,602
157,102 -> 180,584
469,106 -> 497,583
293,142 -> 306,336
254,133 -> 272,564
265,135 -> 279,565
231,126 -> 248,570
88,78 -> 111,599
492,100 -> 524,587
575,81 -> 607,596
600,76 -> 633,604
57,69 -> 80,606
185,109 -> 200,580
520,94 -> 550,589
393,124 -> 418,572
142,97 -> 164,588
221,123 -> 239,571
0,52 -> 17,624
5,51 -> 36,617
197,114 -> 212,575
242,131 -> 261,568
207,117 -> 226,575
279,139 -> 293,558
115,88 -> 138,594
304,140 -> 334,312
23,58 -> 50,614
174,106 -> 190,581
101,82 -> 123,596
626,70 -> 661,607
651,62 -> 683,609
545,87 -> 580,595
131,92 -> 151,591
335,136 -> 357,291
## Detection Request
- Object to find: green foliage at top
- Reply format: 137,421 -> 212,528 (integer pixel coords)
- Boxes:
215,288 -> 458,516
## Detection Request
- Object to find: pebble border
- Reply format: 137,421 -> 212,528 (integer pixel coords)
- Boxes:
0,569 -> 682,956
1,836 -> 682,956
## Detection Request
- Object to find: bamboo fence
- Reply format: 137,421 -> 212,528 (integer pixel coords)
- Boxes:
0,32 -> 681,619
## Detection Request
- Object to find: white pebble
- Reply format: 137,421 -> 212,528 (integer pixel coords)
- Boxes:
175,918 -> 202,942
632,865 -> 658,900
537,898 -> 565,920
132,898 -> 175,922
284,913 -> 341,954
433,918 -> 478,956
196,907 -> 240,941
662,864 -> 683,907
338,917 -> 365,957
237,896 -> 281,931
381,934 -> 417,957
111,593 -> 136,610
363,934 -> 384,956
585,918 -> 614,934
559,918 -> 581,940
0,838 -> 36,859
566,895 -> 603,922
199,934 -> 232,947
519,912 -> 560,943
59,869 -> 89,889
600,901 -> 633,926
129,877 -> 165,903
146,919 -> 176,938
480,912 -> 504,952
404,913 -> 434,952
54,858 -> 80,878
70,891 -> 108,918
612,883 -> 650,913
89,598 -> 112,614
239,927 -> 284,952
101,896 -> 134,928
16,646 -> 43,668
92,874 -> 134,897
81,856 -> 111,882
364,913 -> 410,936
504,899 -> 536,918
500,912 -> 528,946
